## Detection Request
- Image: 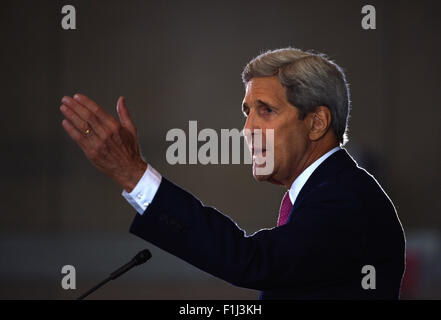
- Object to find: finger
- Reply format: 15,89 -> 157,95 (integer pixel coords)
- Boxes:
60,103 -> 104,148
61,119 -> 89,150
60,103 -> 93,135
116,96 -> 137,136
60,101 -> 103,141
73,93 -> 119,131
61,96 -> 109,140
62,119 -> 101,162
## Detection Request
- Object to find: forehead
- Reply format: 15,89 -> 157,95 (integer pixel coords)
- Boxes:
244,76 -> 287,104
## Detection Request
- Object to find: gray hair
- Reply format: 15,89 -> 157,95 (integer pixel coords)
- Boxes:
242,48 -> 351,145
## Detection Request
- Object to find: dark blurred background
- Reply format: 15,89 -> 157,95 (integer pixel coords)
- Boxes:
1,0 -> 440,299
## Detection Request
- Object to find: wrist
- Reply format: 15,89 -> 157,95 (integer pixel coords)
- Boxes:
120,160 -> 148,193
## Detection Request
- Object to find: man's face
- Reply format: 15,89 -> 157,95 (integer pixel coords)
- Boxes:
242,76 -> 310,186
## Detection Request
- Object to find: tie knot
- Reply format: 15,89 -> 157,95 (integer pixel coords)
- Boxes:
277,191 -> 293,226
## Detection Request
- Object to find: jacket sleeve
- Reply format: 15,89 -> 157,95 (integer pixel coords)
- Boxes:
129,177 -> 364,291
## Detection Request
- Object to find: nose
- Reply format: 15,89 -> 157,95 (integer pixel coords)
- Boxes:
243,109 -> 260,133
243,110 -> 263,148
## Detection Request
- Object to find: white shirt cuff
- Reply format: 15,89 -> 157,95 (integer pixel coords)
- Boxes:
121,165 -> 162,215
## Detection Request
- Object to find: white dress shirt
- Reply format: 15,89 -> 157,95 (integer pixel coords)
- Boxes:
287,146 -> 341,205
122,165 -> 162,214
122,146 -> 341,214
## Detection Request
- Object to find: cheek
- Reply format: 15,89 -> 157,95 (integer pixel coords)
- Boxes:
274,122 -> 304,160
276,123 -> 297,147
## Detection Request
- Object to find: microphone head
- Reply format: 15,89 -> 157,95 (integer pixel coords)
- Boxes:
133,249 -> 152,265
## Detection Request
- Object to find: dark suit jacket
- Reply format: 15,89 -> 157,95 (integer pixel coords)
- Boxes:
130,149 -> 406,299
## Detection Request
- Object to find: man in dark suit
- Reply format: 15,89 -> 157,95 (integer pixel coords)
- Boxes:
60,48 -> 405,299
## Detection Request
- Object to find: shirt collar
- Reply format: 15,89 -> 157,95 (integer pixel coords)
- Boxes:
288,146 -> 341,205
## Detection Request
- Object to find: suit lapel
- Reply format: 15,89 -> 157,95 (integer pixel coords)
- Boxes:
287,149 -> 357,223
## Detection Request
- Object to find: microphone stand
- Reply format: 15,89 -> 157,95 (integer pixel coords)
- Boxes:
76,249 -> 152,300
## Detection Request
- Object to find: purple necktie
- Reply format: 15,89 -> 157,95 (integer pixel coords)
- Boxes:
277,191 -> 293,226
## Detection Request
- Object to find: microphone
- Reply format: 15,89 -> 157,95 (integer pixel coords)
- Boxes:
76,249 -> 152,300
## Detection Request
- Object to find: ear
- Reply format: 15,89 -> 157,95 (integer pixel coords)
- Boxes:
308,106 -> 332,141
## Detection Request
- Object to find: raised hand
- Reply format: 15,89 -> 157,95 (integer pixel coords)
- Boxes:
60,94 -> 147,192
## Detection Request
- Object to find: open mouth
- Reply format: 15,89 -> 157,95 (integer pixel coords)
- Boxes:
252,148 -> 267,157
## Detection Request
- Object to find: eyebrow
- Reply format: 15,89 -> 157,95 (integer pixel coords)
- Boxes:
242,99 -> 277,112
257,99 -> 277,109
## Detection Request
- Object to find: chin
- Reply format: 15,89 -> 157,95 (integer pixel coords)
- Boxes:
253,172 -> 270,182
252,164 -> 284,185
252,164 -> 275,183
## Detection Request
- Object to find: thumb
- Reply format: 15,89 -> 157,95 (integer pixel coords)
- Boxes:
117,96 -> 136,136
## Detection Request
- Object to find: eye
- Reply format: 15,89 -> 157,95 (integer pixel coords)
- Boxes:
257,105 -> 274,116
261,106 -> 274,115
242,106 -> 249,117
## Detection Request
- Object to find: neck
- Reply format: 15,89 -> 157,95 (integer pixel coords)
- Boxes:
282,140 -> 339,189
